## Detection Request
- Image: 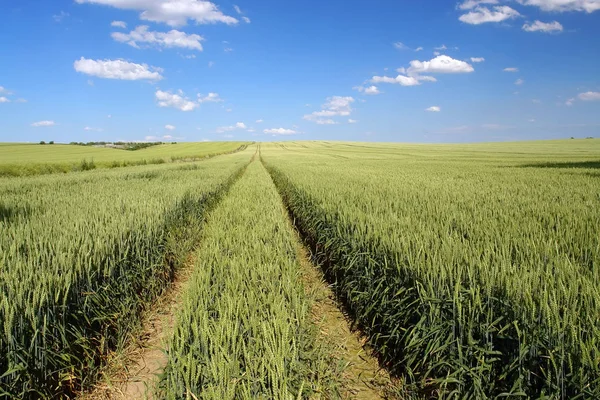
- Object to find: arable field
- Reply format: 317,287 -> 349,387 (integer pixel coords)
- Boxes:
0,142 -> 249,177
0,139 -> 598,399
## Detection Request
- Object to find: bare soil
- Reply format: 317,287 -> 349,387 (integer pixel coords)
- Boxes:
81,256 -> 195,400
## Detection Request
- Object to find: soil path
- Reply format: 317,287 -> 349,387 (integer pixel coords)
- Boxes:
269,168 -> 394,398
81,255 -> 196,400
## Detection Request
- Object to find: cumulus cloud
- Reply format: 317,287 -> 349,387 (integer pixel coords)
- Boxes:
264,128 -> 297,135
503,67 -> 519,72
198,92 -> 222,103
233,5 -> 242,14
415,46 -> 423,51
458,0 -> 499,10
165,124 -> 176,130
74,57 -> 163,80
112,25 -> 204,50
256,119 -> 263,123
515,78 -> 525,85
435,44 -> 448,50
393,42 -> 408,50
516,0 -> 600,13
32,120 -> 55,127
372,74 -> 421,86
304,96 -> 355,123
354,85 -> 381,95
111,20 -> 127,28
348,119 -> 358,123
75,0 -> 238,27
522,20 -> 563,33
84,126 -> 103,132
471,57 -> 485,62
0,97 -> 9,103
426,106 -> 441,112
242,16 -> 250,23
156,90 -> 198,111
407,55 -> 474,74
565,98 -> 575,106
372,55 -> 472,87
216,122 -> 247,133
0,86 -> 12,94
579,91 -> 600,101
459,6 -> 520,24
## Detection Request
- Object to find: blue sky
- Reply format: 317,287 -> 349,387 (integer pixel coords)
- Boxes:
0,0 -> 599,143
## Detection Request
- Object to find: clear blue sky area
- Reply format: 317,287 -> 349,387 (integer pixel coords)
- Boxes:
1,0 -> 599,143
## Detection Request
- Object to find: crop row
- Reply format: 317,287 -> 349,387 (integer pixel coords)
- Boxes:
262,147 -> 600,399
0,149 -> 253,398
159,160 -> 338,399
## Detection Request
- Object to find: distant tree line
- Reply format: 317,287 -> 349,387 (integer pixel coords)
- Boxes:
68,141 -> 166,151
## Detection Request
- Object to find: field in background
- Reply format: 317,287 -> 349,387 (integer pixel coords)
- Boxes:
0,142 -> 250,177
262,138 -> 600,398
1,138 -> 598,398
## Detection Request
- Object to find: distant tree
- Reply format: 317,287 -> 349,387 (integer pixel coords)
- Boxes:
571,137 -> 575,139
39,141 -> 46,145
49,141 -> 54,145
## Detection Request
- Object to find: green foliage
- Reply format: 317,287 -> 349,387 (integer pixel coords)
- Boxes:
262,141 -> 600,399
0,142 -> 251,177
0,148 -> 255,398
159,160 -> 338,399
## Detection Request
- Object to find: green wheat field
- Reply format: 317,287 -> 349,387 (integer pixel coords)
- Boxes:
1,139 -> 599,399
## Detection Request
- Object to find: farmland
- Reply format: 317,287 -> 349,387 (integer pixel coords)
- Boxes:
0,142 -> 249,177
1,139 -> 599,399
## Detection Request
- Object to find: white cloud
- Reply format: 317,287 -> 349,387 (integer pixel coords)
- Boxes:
435,44 -> 447,50
111,20 -> 127,28
515,78 -> 525,85
372,75 -> 421,86
470,57 -> 485,62
348,119 -> 358,123
503,67 -> 519,72
355,85 -> 381,95
112,25 -> 204,50
433,51 -> 441,56
522,20 -> 563,33
0,86 -> 11,94
74,57 -> 163,80
394,42 -> 408,50
53,11 -> 69,22
31,120 -> 55,127
565,98 -> 575,106
242,16 -> 250,23
155,90 -> 198,111
264,128 -> 297,135
459,6 -> 520,25
163,135 -> 173,139
364,86 -> 381,95
0,97 -> 9,103
84,126 -> 103,132
208,61 -> 215,67
165,124 -> 176,130
516,0 -> 600,13
198,92 -> 222,103
216,122 -> 247,133
529,119 -> 536,122
458,0 -> 499,10
415,46 -> 423,51
183,54 -> 196,59
304,96 -> 355,123
579,91 -> 600,101
256,119 -> 263,123
75,0 -> 239,27
233,5 -> 242,14
407,55 -> 474,74
15,98 -> 27,103
426,106 -> 441,112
